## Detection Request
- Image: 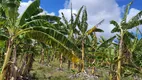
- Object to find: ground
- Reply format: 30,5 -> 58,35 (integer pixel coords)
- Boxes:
30,57 -> 142,80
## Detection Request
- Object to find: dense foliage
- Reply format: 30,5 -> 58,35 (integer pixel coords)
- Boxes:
0,0 -> 142,80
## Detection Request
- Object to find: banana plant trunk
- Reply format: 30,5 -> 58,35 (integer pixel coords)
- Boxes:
117,29 -> 124,80
40,48 -> 44,64
59,53 -> 63,69
0,39 -> 13,80
91,59 -> 95,75
19,53 -> 28,75
11,45 -> 18,80
72,51 -> 75,70
72,62 -> 75,70
22,53 -> 34,78
81,39 -> 85,72
68,60 -> 71,70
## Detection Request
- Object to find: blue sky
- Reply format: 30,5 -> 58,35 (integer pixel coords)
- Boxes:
116,0 -> 142,10
22,0 -> 142,15
22,0 -> 65,15
20,0 -> 142,38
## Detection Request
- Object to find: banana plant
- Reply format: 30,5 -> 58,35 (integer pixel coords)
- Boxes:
0,0 -> 80,79
61,5 -> 104,72
60,5 -> 83,70
97,36 -> 117,79
121,31 -> 142,78
75,6 -> 104,72
110,1 -> 142,80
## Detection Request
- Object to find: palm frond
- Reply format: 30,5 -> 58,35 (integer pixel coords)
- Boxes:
30,15 -> 60,22
110,20 -> 120,33
73,6 -> 84,28
95,28 -> 104,32
70,3 -> 74,25
17,0 -> 40,26
129,11 -> 142,22
125,31 -> 135,39
96,19 -> 104,27
0,17 -> 6,27
125,20 -> 142,29
23,28 -> 81,61
97,36 -> 116,50
80,7 -> 88,34
87,19 -> 104,35
21,19 -> 53,29
61,12 -> 69,26
24,26 -> 80,53
0,33 -> 8,40
121,1 -> 133,24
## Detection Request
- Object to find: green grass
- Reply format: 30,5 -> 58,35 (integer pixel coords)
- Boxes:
30,58 -> 72,80
30,57 -> 142,80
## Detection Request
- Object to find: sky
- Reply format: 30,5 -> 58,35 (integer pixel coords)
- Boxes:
20,0 -> 142,38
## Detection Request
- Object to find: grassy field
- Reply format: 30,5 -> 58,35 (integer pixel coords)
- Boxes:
30,58 -> 75,80
29,57 -> 142,80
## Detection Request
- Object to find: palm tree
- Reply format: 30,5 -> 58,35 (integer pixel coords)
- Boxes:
110,1 -> 142,79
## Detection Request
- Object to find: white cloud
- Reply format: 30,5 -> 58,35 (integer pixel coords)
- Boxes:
18,0 -> 55,16
59,0 -> 142,38
38,10 -> 55,16
127,8 -> 142,34
18,0 -> 142,38
127,8 -> 141,21
58,9 -> 77,21
58,0 -> 121,38
18,0 -> 33,15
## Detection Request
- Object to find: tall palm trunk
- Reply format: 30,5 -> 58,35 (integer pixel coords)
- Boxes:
0,39 -> 13,80
117,29 -> 124,80
81,39 -> 85,72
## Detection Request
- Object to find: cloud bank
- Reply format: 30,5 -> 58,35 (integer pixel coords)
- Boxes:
18,0 -> 142,38
58,0 -> 141,38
